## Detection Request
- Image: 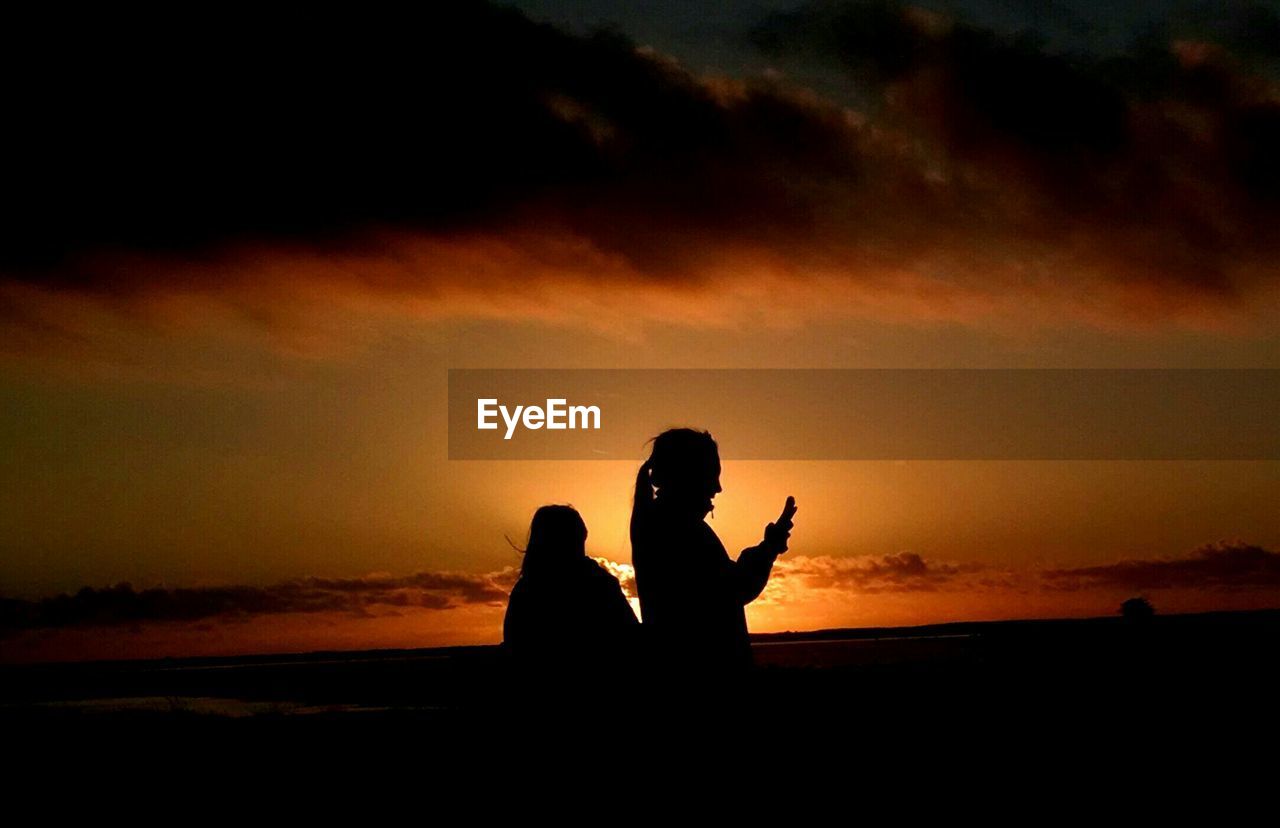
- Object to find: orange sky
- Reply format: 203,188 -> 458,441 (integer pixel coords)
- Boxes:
3,315 -> 1279,661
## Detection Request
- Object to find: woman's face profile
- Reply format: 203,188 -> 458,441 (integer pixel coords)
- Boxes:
661,452 -> 721,518
697,457 -> 723,517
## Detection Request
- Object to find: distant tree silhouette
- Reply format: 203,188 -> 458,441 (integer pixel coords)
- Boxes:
1121,596 -> 1155,620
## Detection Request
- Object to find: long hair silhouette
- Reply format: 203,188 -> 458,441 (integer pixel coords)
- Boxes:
516,504 -> 588,577
503,504 -> 638,677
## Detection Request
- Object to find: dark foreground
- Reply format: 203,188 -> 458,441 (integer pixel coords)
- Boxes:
4,610 -> 1278,770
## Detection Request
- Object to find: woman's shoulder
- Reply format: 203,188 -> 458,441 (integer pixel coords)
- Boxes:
506,573 -> 531,600
579,556 -> 621,583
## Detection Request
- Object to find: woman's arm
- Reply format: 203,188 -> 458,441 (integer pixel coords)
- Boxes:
731,543 -> 781,605
731,497 -> 796,605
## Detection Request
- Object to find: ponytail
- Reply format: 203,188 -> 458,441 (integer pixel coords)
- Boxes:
630,458 -> 655,541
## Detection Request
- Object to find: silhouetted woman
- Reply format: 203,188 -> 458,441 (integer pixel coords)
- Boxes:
630,429 -> 796,678
503,505 -> 639,674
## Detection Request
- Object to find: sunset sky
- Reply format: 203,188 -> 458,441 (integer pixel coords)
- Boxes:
3,1 -> 1280,662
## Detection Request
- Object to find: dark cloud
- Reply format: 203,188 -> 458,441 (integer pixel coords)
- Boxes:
1165,1 -> 1280,64
752,2 -> 1280,190
2,3 -> 589,270
1,1 -> 1278,330
750,1 -> 1280,298
0,569 -> 517,634
1042,541 -> 1280,591
0,2 -> 854,278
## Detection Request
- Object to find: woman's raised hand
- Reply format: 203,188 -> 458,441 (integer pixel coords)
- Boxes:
763,496 -> 797,554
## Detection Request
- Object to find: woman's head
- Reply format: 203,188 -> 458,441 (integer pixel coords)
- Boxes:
519,504 -> 587,575
639,428 -> 721,518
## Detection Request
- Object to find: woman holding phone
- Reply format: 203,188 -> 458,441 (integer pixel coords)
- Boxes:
630,428 -> 796,678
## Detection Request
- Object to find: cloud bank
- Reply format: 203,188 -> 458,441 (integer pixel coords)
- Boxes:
1043,541 -> 1280,591
0,569 -> 516,634
6,542 -> 1280,638
4,543 -> 1280,663
771,552 -> 996,594
3,1 -> 1279,344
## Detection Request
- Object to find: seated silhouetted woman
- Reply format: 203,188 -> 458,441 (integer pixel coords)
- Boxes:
503,505 -> 639,676
630,429 -> 795,679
